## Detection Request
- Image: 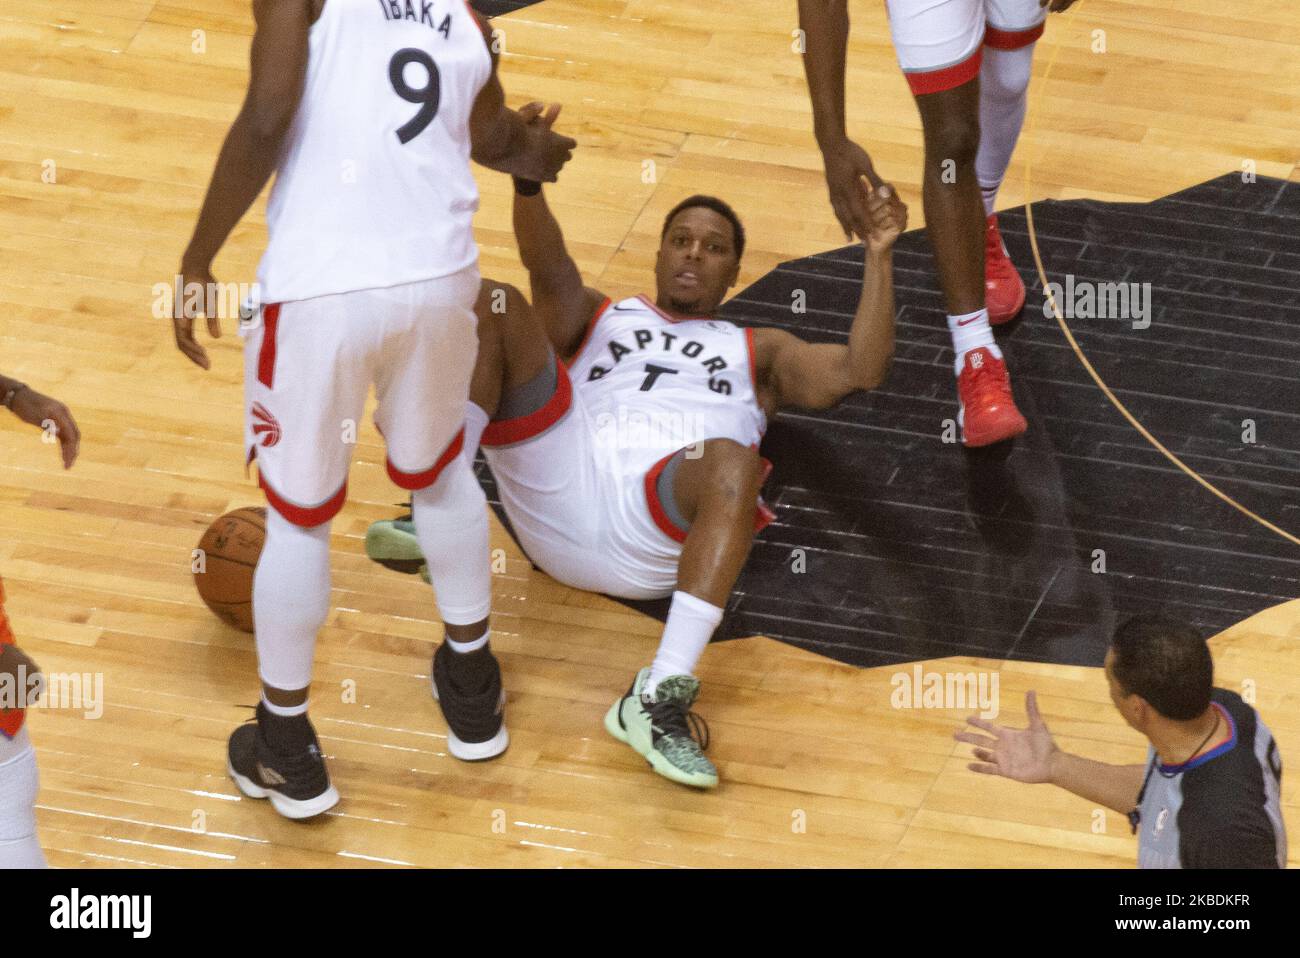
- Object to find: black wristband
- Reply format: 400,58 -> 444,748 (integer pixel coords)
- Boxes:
512,177 -> 542,197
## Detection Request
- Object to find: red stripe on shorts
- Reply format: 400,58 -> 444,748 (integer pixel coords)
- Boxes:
905,47 -> 983,95
387,428 -> 465,490
259,475 -> 347,528
984,22 -> 1045,51
257,303 -> 281,388
481,359 -> 574,447
644,450 -> 777,546
645,452 -> 689,544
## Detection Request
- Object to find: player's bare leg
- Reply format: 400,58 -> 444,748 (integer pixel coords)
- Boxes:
916,81 -> 985,317
467,282 -> 555,422
672,440 -> 766,608
604,439 -> 765,789
263,685 -> 308,710
915,82 -> 1027,448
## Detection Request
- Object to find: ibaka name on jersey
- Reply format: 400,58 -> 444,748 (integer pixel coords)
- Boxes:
376,0 -> 452,32
256,0 -> 491,305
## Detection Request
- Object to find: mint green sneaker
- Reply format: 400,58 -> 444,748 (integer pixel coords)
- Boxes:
603,667 -> 718,789
365,512 -> 430,583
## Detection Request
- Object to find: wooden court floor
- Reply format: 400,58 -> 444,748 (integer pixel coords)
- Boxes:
0,0 -> 1297,867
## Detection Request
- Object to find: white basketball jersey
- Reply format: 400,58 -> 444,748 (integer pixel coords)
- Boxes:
567,295 -> 767,461
256,0 -> 492,305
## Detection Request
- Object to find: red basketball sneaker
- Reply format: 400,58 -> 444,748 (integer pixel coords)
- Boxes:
957,347 -> 1028,447
985,214 -> 1025,326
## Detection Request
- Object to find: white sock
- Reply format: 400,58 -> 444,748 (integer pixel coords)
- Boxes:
412,456 -> 492,625
980,183 -> 1001,220
646,591 -> 724,696
261,695 -> 308,717
976,43 -> 1035,217
462,401 -> 489,467
447,629 -> 489,654
948,309 -> 1002,374
254,509 -> 331,691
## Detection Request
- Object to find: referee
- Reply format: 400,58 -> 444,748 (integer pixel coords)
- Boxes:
956,615 -> 1287,868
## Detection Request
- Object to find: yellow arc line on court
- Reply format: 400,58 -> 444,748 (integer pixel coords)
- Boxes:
1021,3 -> 1300,549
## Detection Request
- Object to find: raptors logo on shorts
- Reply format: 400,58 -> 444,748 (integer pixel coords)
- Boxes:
251,402 -> 281,448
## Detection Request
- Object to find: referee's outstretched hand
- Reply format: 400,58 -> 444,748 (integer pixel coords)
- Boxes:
955,690 -> 1059,784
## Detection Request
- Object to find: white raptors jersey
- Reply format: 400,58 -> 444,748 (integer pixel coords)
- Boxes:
566,295 -> 767,464
256,0 -> 492,305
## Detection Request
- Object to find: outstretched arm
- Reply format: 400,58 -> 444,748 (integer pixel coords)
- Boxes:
956,691 -> 1147,815
798,0 -> 881,239
513,187 -> 607,359
798,0 -> 850,154
505,104 -> 606,359
752,181 -> 905,411
1046,753 -> 1148,816
467,16 -> 576,181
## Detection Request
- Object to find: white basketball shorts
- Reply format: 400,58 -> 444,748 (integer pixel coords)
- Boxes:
886,0 -> 1046,95
243,266 -> 480,526
480,360 -> 775,601
480,360 -> 685,600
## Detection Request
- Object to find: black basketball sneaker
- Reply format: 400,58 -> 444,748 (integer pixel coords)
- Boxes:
431,641 -> 509,761
227,703 -> 340,819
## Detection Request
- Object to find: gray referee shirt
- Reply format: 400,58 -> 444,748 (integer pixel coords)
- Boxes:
1133,688 -> 1286,868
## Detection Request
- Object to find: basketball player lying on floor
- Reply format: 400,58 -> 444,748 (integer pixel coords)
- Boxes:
368,123 -> 907,789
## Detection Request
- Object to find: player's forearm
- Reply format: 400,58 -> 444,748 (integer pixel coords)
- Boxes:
798,0 -> 851,149
1049,752 -> 1146,814
470,107 -> 532,176
512,188 -> 581,290
182,111 -> 284,268
845,248 -> 894,390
